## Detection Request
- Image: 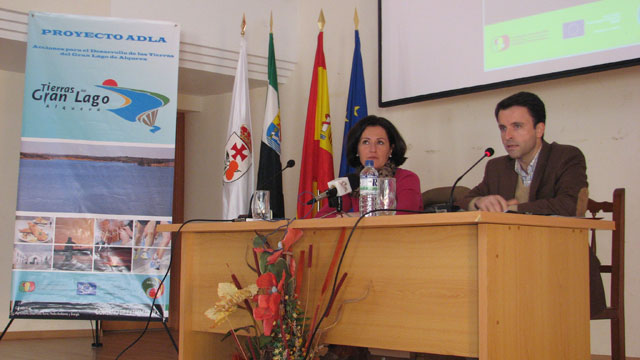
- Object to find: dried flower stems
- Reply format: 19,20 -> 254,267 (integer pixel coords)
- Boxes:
226,318 -> 249,360
304,228 -> 348,356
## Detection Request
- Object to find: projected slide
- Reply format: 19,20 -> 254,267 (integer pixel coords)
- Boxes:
484,0 -> 640,70
379,0 -> 640,105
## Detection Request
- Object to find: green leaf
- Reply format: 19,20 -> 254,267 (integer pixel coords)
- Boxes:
258,335 -> 272,348
253,235 -> 266,249
259,252 -> 270,275
220,325 -> 255,342
286,277 -> 296,297
266,258 -> 287,282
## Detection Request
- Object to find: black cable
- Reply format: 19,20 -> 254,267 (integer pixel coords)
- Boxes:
115,218 -> 232,359
297,190 -> 317,220
303,208 -> 424,360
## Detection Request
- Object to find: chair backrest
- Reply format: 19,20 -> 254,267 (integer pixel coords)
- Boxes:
586,188 -> 625,359
422,186 -> 470,209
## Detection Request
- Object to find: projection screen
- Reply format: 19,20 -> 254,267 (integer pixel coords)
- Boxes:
379,0 -> 640,107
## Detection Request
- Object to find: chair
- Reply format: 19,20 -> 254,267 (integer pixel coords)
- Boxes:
587,188 -> 625,360
422,186 -> 470,212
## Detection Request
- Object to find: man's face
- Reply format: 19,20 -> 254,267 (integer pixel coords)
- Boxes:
497,105 -> 545,167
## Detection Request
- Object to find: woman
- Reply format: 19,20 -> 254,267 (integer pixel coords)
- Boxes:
316,115 -> 423,217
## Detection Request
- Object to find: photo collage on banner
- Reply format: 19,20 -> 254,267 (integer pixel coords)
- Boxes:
10,12 -> 180,320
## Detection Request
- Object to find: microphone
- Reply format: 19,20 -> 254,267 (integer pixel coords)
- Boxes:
258,159 -> 295,190
306,173 -> 359,205
447,147 -> 494,212
242,159 -> 296,219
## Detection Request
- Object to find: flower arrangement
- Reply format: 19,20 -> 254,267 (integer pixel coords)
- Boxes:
205,227 -> 356,360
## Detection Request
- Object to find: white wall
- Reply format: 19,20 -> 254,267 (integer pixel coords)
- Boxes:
0,0 -> 637,356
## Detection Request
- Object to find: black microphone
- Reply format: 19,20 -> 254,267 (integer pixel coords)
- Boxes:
257,159 -> 295,190
241,159 -> 296,219
447,147 -> 494,212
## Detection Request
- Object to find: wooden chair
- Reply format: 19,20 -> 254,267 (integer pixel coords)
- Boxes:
587,188 -> 625,360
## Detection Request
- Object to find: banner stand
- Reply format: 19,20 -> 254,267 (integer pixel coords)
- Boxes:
91,320 -> 102,348
8,12 -> 180,353
0,317 -> 178,353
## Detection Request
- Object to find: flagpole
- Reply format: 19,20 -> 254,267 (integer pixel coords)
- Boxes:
315,8 -> 324,214
315,8 -> 323,212
297,9 -> 335,218
315,8 -> 324,211
223,13 -> 254,219
257,11 -> 287,218
338,7 -> 368,178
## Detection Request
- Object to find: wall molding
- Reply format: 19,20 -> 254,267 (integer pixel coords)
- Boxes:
0,8 -> 295,94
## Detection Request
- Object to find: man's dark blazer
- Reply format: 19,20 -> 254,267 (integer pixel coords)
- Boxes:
459,140 -> 587,216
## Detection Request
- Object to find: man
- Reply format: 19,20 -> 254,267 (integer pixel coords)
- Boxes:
459,91 -> 587,216
460,91 -> 605,317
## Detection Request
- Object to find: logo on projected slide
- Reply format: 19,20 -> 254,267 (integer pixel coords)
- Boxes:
493,35 -> 510,52
224,125 -> 253,183
19,281 -> 36,292
96,79 -> 170,134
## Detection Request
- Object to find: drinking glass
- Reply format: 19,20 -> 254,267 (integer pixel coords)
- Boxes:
377,177 -> 396,215
252,190 -> 271,220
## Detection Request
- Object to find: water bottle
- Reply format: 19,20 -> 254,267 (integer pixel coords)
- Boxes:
359,160 -> 378,216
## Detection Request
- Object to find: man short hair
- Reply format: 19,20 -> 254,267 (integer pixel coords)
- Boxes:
494,91 -> 546,127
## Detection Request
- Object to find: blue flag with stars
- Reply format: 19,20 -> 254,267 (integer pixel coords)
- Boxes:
339,29 -> 367,177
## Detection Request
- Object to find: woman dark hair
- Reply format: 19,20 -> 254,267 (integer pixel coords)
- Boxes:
316,115 -> 423,217
345,115 -> 408,169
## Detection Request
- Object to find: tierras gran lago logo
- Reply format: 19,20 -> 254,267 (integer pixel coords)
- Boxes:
30,79 -> 170,133
97,79 -> 170,133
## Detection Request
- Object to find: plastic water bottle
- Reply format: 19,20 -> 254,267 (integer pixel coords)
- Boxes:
359,160 -> 378,216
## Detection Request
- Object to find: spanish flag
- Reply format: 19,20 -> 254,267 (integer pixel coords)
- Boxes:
297,28 -> 334,219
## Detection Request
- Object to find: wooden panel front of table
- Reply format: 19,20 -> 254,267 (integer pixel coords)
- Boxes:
157,212 -> 613,360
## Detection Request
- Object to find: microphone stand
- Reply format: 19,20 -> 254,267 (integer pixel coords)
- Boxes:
447,148 -> 493,212
327,194 -> 343,212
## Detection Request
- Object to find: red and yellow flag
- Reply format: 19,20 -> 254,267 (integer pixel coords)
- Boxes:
297,31 -> 334,218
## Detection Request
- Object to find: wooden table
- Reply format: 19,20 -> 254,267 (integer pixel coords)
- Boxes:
158,212 -> 613,359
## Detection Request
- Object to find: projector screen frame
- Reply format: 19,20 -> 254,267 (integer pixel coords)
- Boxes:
378,0 -> 640,108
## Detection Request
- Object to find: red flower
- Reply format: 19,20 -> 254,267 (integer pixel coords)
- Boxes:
253,271 -> 285,335
254,228 -> 304,265
281,228 -> 303,252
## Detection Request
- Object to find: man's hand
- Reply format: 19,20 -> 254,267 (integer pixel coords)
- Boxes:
475,195 -> 518,212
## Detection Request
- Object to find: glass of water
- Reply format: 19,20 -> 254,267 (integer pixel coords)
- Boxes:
252,190 -> 271,220
377,177 -> 396,215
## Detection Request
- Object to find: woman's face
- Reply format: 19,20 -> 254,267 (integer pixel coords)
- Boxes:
357,125 -> 393,169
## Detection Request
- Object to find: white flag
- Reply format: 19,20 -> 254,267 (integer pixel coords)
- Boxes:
223,37 -> 253,219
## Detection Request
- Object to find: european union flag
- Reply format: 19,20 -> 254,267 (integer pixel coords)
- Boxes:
339,30 -> 367,177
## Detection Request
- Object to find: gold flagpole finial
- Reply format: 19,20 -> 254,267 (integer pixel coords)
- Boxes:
354,8 -> 359,30
241,13 -> 246,36
318,9 -> 325,32
270,11 -> 273,33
